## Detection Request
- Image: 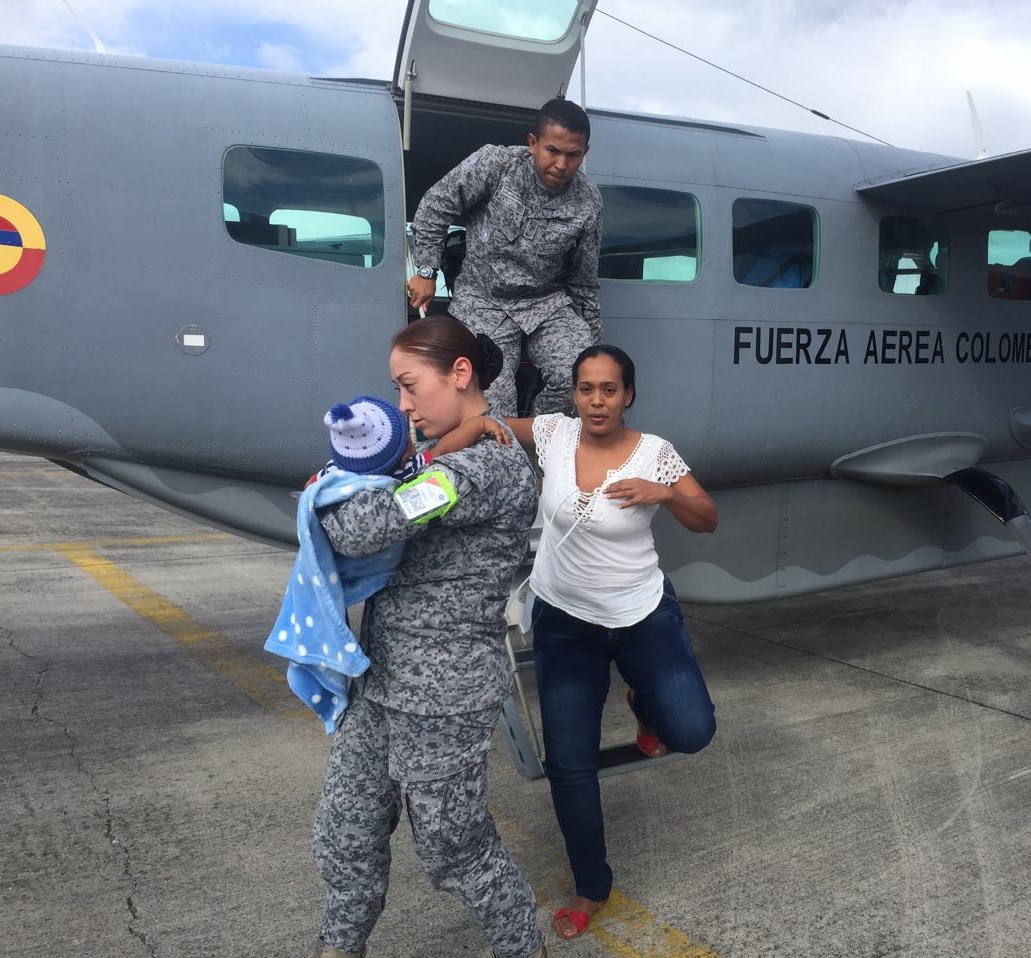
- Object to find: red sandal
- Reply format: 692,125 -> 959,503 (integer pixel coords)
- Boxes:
552,898 -> 607,940
626,689 -> 667,758
552,907 -> 591,940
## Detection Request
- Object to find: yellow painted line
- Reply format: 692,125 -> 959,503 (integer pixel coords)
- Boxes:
53,544 -> 306,719
590,892 -> 723,958
492,810 -> 724,958
0,532 -> 233,554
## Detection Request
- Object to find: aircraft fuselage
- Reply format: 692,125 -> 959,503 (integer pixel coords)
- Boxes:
3,45 -> 1031,600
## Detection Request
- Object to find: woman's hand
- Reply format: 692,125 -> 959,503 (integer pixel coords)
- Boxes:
482,416 -> 512,446
603,478 -> 669,508
605,474 -> 718,532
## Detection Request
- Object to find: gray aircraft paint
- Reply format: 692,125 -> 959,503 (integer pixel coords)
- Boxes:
2,0 -> 1031,602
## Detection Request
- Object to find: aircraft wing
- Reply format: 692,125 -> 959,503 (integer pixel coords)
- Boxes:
855,148 -> 1031,215
394,0 -> 597,109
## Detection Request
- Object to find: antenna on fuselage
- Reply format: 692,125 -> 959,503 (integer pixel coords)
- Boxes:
595,7 -> 893,147
966,91 -> 989,159
58,0 -> 107,54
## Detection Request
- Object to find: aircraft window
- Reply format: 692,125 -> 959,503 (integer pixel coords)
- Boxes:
878,217 -> 947,295
733,199 -> 817,288
598,186 -> 699,283
428,0 -> 581,43
222,146 -> 384,267
987,229 -> 1031,300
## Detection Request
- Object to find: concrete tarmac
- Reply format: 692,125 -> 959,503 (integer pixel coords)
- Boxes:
2,451 -> 1030,958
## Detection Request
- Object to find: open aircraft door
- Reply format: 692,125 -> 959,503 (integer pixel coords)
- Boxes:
391,1 -> 673,780
393,0 -> 598,113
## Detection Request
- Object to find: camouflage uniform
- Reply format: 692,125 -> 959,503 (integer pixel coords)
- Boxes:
412,145 -> 603,415
313,431 -> 542,958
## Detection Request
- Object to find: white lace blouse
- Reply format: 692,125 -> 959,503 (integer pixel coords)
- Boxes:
528,413 -> 690,628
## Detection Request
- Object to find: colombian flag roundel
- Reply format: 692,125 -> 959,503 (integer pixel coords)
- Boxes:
0,195 -> 46,295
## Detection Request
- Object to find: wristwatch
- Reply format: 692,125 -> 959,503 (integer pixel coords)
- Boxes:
416,266 -> 437,280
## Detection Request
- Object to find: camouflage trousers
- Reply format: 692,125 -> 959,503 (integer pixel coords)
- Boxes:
460,305 -> 598,416
313,694 -> 544,958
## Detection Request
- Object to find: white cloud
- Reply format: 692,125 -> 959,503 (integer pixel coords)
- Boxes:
256,41 -> 308,74
572,0 -> 1031,157
0,0 -> 409,73
3,0 -> 1031,157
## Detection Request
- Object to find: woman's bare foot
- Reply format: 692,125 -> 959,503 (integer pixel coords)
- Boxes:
552,896 -> 607,940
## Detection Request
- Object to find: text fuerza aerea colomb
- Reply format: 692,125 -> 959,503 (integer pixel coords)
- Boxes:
732,326 -> 1031,365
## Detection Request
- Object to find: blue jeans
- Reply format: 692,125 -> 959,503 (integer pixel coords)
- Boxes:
532,578 -> 716,902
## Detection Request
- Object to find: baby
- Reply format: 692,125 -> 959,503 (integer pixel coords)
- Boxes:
268,395 -> 508,732
307,395 -> 416,485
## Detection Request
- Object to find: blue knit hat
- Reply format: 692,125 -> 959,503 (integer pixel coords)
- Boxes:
325,396 -> 409,475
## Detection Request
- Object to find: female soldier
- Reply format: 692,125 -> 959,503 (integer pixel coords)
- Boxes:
312,316 -> 546,958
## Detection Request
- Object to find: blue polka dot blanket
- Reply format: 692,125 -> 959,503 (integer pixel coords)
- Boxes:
264,469 -> 404,733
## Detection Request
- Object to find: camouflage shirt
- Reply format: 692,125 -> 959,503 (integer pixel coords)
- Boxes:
318,431 -> 538,716
412,144 -> 603,337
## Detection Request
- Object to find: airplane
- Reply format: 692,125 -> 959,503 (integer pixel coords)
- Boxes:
4,0 -> 1031,615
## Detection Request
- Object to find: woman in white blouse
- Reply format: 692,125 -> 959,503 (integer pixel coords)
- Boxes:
505,344 -> 718,942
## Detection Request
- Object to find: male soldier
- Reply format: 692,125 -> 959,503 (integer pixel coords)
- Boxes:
408,98 -> 602,415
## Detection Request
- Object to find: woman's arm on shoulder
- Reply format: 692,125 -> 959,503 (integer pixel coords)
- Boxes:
502,416 -> 536,450
434,415 -> 511,457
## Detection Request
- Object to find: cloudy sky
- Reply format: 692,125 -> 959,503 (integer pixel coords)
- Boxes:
4,0 -> 1031,159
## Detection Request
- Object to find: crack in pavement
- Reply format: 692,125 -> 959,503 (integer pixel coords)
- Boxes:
4,630 -> 50,717
15,634 -> 158,956
689,613 -> 1031,724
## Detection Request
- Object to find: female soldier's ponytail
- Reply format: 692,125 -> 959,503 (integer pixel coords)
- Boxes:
393,316 -> 502,392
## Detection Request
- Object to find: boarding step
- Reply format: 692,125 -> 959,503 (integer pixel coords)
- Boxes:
511,645 -> 535,670
597,743 -> 685,777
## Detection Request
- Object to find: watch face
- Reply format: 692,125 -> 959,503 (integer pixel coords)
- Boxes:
418,267 -> 435,279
